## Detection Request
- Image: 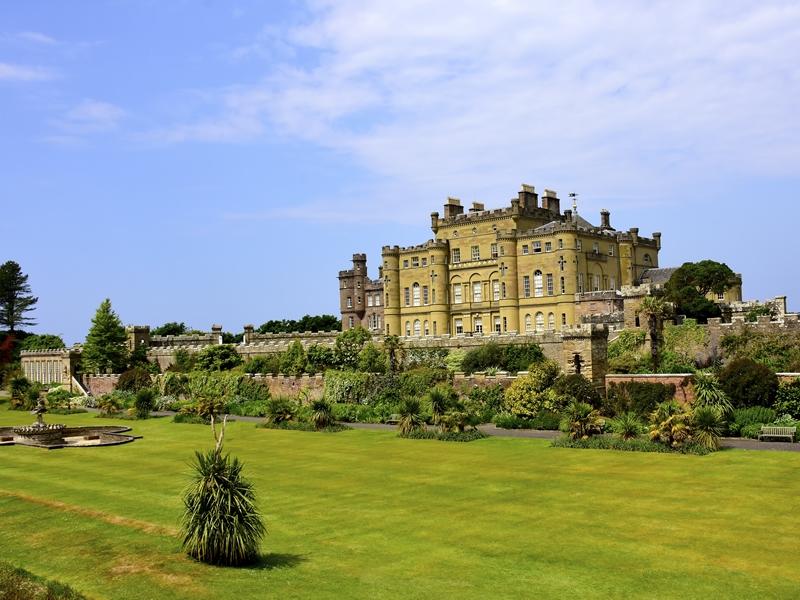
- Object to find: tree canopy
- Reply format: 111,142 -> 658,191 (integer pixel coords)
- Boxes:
257,314 -> 341,334
665,260 -> 740,322
151,322 -> 189,336
20,334 -> 66,351
82,299 -> 129,374
0,260 -> 38,332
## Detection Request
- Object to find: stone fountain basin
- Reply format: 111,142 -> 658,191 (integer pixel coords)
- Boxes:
0,426 -> 139,449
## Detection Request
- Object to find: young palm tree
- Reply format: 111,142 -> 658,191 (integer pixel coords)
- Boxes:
692,371 -> 733,415
426,385 -> 456,430
560,401 -> 604,440
610,411 -> 644,440
181,416 -> 265,566
638,296 -> 673,372
397,398 -> 425,436
692,406 -> 724,450
310,398 -> 334,430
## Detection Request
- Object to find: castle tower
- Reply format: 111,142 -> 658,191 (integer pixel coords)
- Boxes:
381,246 -> 401,335
338,253 -> 367,330
428,241 -> 449,335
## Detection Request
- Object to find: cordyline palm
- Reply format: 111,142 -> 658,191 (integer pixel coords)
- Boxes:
426,386 -> 455,430
181,416 -> 265,566
560,401 -> 604,440
398,398 -> 425,436
692,371 -> 733,415
692,406 -> 724,450
310,398 -> 334,430
638,296 -> 673,372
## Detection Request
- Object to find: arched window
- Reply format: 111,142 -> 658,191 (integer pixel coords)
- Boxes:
412,283 -> 421,306
534,270 -> 543,297
548,313 -> 555,330
535,312 -> 545,332
525,314 -> 532,332
405,321 -> 411,336
423,320 -> 429,336
413,319 -> 421,336
644,253 -> 651,264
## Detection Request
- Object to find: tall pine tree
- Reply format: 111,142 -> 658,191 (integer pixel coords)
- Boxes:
0,261 -> 38,332
82,299 -> 129,374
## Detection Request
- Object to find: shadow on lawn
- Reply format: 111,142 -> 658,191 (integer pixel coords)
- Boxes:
251,553 -> 307,570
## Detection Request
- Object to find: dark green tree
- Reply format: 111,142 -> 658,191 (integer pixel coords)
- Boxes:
665,260 -> 740,322
82,299 -> 129,374
0,261 -> 38,332
151,321 -> 188,336
19,334 -> 65,351
334,326 -> 371,370
195,345 -> 243,371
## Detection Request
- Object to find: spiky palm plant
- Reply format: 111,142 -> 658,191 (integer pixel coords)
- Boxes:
426,385 -> 456,430
649,402 -> 693,448
692,406 -> 724,450
692,371 -> 733,415
560,401 -> 604,440
610,411 -> 644,440
397,398 -> 425,436
264,397 -> 295,425
310,398 -> 334,430
181,448 -> 265,566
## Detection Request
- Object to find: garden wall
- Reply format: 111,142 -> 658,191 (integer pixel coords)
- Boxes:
605,373 -> 695,405
82,374 -> 121,397
247,373 -> 325,400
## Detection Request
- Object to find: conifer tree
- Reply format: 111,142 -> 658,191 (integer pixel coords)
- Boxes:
0,260 -> 38,332
82,299 -> 129,373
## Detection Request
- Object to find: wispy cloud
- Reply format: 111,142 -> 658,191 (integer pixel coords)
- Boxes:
154,1 -> 800,214
17,31 -> 57,45
0,61 -> 55,81
49,99 -> 127,142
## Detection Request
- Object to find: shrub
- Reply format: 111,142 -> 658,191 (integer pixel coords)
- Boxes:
8,375 -> 30,407
401,429 -> 487,442
310,398 -> 334,430
357,342 -> 387,373
774,378 -> 800,418
461,342 -> 504,374
181,448 -> 265,566
117,367 -> 153,392
264,396 -> 296,425
692,371 -> 733,415
306,344 -> 336,373
560,401 -> 604,440
242,355 -> 279,375
324,370 -> 371,404
721,328 -> 800,372
551,435 -> 711,455
0,560 -> 86,600
331,402 -> 379,423
493,410 -> 561,430
333,326 -> 371,369
172,413 -> 209,424
397,397 -> 425,435
719,358 -> 779,408
648,401 -> 692,448
45,387 -> 79,410
134,389 -> 156,419
460,342 -> 544,374
279,341 -> 308,376
195,345 -> 243,371
426,384 -> 458,427
552,374 -> 602,408
729,406 -> 777,436
171,348 -> 197,372
603,381 -> 676,418
739,423 -> 764,439
97,394 -> 122,416
609,412 -> 645,440
404,348 -> 449,370
692,406 -> 724,450
501,343 -> 545,373
397,368 -> 451,398
502,360 -> 563,418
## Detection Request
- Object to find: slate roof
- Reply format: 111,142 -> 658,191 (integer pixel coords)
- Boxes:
638,267 -> 678,285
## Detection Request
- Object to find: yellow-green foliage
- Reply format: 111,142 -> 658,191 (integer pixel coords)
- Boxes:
502,360 -> 564,417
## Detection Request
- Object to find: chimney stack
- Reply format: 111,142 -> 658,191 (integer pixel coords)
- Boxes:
600,209 -> 611,229
443,197 -> 464,218
542,189 -> 560,215
470,201 -> 485,213
518,184 -> 538,210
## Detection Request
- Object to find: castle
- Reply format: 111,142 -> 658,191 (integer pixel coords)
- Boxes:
340,184 -> 665,336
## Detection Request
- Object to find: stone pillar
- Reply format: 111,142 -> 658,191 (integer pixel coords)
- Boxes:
243,324 -> 255,344
211,324 -> 223,344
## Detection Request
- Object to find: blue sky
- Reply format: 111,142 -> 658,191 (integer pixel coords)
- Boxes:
2,1 -> 799,344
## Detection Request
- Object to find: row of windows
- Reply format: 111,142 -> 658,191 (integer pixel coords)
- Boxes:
451,243 -> 500,264
402,255 -> 436,269
405,319 -> 438,337
348,314 -> 383,329
346,292 -> 381,308
523,312 -> 566,332
403,283 -> 434,306
576,274 -> 617,293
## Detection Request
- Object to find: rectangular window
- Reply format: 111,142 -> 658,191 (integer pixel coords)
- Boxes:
421,257 -> 428,267
493,280 -> 500,301
559,256 -> 565,272
578,273 -> 584,293
452,248 -> 461,263
404,288 -> 410,306
348,316 -> 354,328
576,239 -> 582,251
522,244 -> 529,255
546,274 -> 554,296
454,284 -> 462,304
603,276 -> 609,290
523,276 -> 531,298
608,245 -> 614,257
385,293 -> 389,306
490,243 -> 498,259
432,289 -> 436,303
474,317 -> 483,334
375,294 -> 381,306
403,259 -> 409,268
560,276 -> 565,294
347,296 -> 352,308
593,274 -> 600,291
413,285 -> 421,306
503,316 -> 507,332
717,291 -> 724,300
473,282 -> 482,302
423,286 -> 429,305
502,282 -> 507,299
367,295 -> 373,307
562,313 -> 567,326
471,245 -> 480,261
592,242 -> 599,254
494,317 -> 501,333
433,321 -> 437,335
500,246 -> 505,256
610,276 -> 616,290
455,319 -> 464,334
558,239 -> 564,249
545,241 -> 552,252
533,241 -> 542,253
411,257 -> 419,267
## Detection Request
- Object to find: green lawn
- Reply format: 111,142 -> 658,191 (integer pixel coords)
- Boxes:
1,407 -> 799,599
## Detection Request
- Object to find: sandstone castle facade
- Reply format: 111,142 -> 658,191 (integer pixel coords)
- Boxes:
340,184 -> 663,337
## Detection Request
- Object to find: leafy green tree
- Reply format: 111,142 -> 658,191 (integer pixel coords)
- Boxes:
306,344 -> 336,373
171,348 -> 197,372
334,326 -> 371,370
19,334 -> 65,351
719,357 -> 778,408
279,340 -> 308,375
0,260 -> 38,332
195,345 -> 243,371
665,260 -> 739,322
151,322 -> 188,336
82,299 -> 129,374
357,342 -> 386,373
552,374 -> 602,408
257,314 -> 341,334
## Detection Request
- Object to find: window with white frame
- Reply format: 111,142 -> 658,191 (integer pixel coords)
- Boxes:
454,284 -> 462,304
412,283 -> 421,306
347,296 -> 352,308
490,243 -> 498,258
578,273 -> 584,293
413,319 -> 421,336
421,257 -> 428,267
545,241 -> 552,252
452,248 -> 461,263
403,259 -> 409,268
404,287 -> 410,306
411,257 -> 419,267
348,316 -> 354,328
535,312 -> 545,332
558,239 -> 564,249
405,321 -> 411,336
523,275 -> 531,298
522,244 -> 529,255
473,282 -> 482,302
525,314 -> 532,332
493,280 -> 500,301
474,317 -> 483,333
471,245 -> 480,261
424,320 -> 429,336
592,242 -> 599,254
455,318 -> 464,334
534,270 -> 543,297
609,245 -> 614,257
367,295 -> 373,307
494,317 -> 501,333
548,313 -> 555,330
593,274 -> 600,291
546,273 -> 554,296
423,285 -> 429,305
610,276 -> 616,290
533,241 -> 542,253
375,294 -> 381,306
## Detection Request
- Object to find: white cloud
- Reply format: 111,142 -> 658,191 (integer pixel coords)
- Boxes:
155,1 -> 800,214
0,61 -> 54,81
18,31 -> 57,45
55,99 -> 126,135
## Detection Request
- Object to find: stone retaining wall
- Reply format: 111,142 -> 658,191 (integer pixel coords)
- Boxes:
82,374 -> 121,397
605,373 -> 695,405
